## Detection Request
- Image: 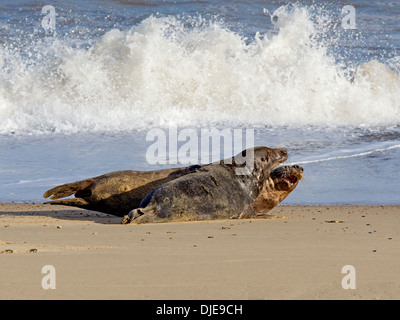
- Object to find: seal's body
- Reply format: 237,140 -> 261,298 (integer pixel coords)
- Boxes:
121,147 -> 288,224
43,166 -> 201,216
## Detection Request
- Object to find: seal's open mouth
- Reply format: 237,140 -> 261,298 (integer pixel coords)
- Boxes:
284,175 -> 298,185
271,164 -> 303,191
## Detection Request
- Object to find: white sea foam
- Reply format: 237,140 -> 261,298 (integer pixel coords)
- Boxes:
287,142 -> 400,165
0,6 -> 399,134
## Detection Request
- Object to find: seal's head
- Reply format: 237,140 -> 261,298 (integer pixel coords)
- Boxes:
252,164 -> 303,213
270,164 -> 303,192
227,146 -> 288,176
253,146 -> 288,169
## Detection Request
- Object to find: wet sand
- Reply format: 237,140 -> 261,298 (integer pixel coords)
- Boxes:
0,203 -> 399,300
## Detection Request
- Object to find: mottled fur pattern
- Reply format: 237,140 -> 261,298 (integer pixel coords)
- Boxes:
252,165 -> 303,214
43,150 -> 303,222
43,166 -> 201,216
121,147 -> 288,224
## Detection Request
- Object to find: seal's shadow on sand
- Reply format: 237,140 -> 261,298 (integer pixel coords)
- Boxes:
1,208 -> 122,225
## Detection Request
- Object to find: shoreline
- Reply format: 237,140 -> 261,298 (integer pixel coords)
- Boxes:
1,203 -> 400,300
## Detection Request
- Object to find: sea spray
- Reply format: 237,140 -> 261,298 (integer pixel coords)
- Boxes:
0,5 -> 399,134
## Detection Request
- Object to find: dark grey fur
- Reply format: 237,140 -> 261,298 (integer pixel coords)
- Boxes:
121,146 -> 287,224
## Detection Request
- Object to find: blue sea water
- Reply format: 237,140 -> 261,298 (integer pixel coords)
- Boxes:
0,0 -> 399,205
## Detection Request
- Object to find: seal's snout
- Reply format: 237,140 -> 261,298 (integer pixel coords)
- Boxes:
277,148 -> 288,162
293,165 -> 304,173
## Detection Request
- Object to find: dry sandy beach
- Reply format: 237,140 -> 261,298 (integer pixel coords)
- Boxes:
0,203 -> 399,300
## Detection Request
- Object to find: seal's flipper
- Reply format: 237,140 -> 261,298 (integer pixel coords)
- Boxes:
120,208 -> 158,224
43,179 -> 95,200
121,208 -> 145,224
44,198 -> 90,208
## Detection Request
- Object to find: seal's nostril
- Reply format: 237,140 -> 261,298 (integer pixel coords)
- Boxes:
293,165 -> 303,172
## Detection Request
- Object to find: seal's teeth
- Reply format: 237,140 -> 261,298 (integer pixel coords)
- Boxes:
283,177 -> 295,185
284,176 -> 297,184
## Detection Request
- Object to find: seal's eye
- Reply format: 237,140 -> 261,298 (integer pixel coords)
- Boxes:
280,149 -> 288,159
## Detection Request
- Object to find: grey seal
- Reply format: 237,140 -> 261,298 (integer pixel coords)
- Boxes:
43,166 -> 201,216
253,164 -> 304,213
121,146 -> 288,224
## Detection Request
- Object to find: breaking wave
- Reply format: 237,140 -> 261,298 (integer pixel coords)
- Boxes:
1,5 -> 399,134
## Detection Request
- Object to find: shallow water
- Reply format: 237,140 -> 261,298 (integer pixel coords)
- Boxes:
0,1 -> 399,205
